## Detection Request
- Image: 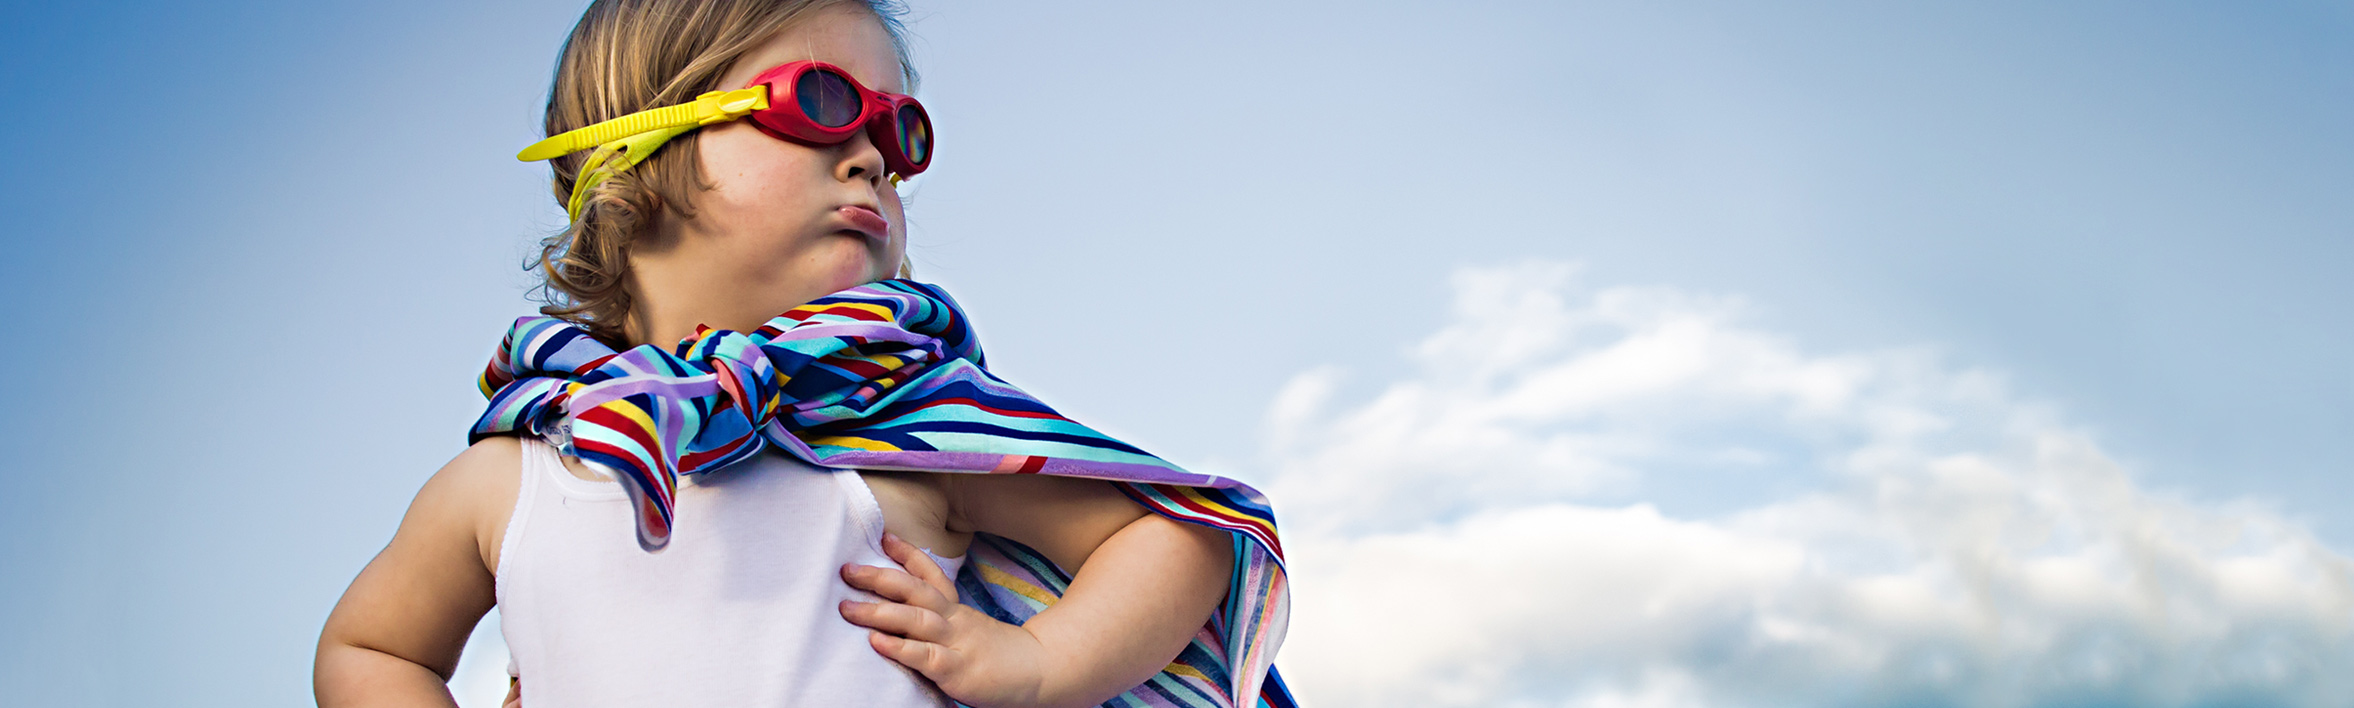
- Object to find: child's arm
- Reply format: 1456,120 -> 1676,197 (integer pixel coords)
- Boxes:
315,438 -> 519,707
839,476 -> 1234,708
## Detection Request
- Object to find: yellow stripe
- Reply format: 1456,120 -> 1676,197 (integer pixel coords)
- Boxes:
1162,662 -> 1210,684
791,301 -> 897,321
1172,486 -> 1258,527
807,435 -> 903,452
608,400 -> 659,433
976,563 -> 1059,607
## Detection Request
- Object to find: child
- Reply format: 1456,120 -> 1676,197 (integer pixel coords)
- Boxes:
311,1 -> 1292,707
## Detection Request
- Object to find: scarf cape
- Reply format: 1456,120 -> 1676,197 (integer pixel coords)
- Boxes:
470,280 -> 1292,708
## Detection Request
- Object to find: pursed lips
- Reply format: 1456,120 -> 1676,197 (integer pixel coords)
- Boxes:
836,204 -> 890,241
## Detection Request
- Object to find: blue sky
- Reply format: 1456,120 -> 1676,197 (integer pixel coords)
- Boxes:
0,1 -> 2347,706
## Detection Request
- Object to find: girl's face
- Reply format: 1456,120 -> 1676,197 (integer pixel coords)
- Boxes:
635,4 -> 909,335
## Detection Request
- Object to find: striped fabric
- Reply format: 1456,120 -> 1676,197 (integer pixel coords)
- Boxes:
470,279 -> 1291,706
960,534 -> 1299,708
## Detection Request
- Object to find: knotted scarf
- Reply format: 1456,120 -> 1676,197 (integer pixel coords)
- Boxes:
470,279 -> 1291,707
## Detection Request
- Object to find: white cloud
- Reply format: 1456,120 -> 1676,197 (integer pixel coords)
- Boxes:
1267,262 -> 2354,708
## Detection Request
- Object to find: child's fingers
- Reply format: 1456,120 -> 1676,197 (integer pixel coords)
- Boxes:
868,630 -> 959,679
880,532 -> 959,600
838,599 -> 955,643
840,562 -> 955,614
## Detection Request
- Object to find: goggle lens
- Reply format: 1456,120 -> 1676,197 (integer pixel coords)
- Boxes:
897,105 -> 931,166
796,68 -> 862,128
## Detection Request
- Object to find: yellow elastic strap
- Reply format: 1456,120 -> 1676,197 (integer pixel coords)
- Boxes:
518,86 -> 770,162
563,125 -> 695,221
524,86 -> 770,221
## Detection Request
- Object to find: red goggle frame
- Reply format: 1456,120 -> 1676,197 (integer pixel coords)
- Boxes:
742,60 -> 933,177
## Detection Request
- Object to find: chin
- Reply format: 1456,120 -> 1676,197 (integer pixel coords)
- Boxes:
813,259 -> 889,296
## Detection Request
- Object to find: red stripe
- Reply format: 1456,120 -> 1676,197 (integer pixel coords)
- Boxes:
679,434 -> 752,471
1016,455 -> 1046,474
635,492 -> 671,539
1142,483 -> 1228,520
575,353 -> 618,375
711,360 -> 753,415
861,396 -> 1065,427
574,405 -> 669,501
934,397 -> 1062,420
576,406 -> 658,450
822,355 -> 894,380
571,438 -> 672,507
1133,484 -> 1285,558
790,303 -> 890,322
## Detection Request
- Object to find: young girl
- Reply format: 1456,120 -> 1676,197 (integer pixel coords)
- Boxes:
312,1 -> 1292,707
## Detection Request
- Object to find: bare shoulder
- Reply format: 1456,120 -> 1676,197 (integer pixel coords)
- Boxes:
947,474 -> 1150,573
418,436 -> 526,575
438,435 -> 525,488
316,437 -> 523,685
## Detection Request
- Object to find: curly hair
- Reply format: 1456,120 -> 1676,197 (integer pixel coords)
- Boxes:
530,0 -> 916,345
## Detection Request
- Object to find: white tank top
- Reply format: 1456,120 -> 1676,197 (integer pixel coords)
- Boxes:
497,439 -> 965,707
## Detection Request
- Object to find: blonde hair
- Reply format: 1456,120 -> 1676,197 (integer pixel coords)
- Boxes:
530,0 -> 916,344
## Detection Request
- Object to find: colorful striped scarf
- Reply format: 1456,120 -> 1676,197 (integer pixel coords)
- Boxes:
470,279 -> 1290,707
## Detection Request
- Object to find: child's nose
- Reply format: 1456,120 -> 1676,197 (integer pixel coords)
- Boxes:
834,130 -> 888,186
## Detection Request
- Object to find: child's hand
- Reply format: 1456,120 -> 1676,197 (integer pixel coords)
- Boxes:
840,533 -> 1057,708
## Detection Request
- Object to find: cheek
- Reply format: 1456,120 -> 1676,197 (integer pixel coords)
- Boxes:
882,188 -> 909,257
709,164 -> 809,217
698,128 -> 826,219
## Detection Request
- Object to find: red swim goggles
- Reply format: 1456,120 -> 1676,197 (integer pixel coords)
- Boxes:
741,61 -> 933,176
518,60 -> 934,220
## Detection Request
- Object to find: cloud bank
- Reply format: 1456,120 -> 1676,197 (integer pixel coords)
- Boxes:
1267,262 -> 2353,708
